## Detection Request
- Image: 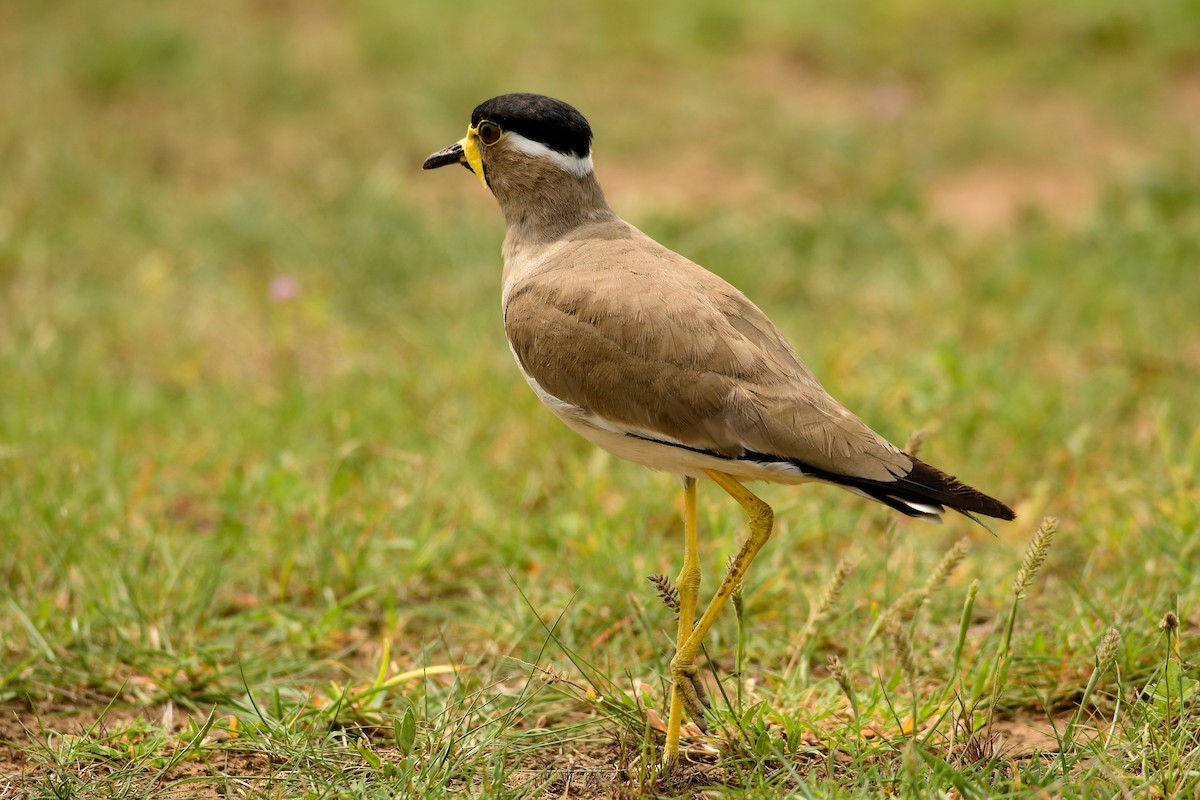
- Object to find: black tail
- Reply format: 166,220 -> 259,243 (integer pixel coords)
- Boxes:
800,453 -> 1015,525
644,436 -> 1015,525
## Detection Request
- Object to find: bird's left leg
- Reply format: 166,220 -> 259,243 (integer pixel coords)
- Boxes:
669,470 -> 774,721
664,477 -> 701,765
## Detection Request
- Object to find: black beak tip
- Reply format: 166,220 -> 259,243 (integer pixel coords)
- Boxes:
422,143 -> 464,170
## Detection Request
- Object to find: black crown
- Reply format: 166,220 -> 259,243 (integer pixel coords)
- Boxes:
471,94 -> 593,159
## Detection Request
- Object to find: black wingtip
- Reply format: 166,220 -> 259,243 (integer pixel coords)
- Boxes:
899,456 -> 1015,522
959,509 -> 1000,536
779,452 -> 1015,524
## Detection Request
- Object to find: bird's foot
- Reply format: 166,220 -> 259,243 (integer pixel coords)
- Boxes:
671,662 -> 710,733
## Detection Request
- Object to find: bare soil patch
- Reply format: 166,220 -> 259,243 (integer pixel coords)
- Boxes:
926,164 -> 1098,233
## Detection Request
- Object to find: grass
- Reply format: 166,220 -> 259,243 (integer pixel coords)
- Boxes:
2,0 -> 1199,796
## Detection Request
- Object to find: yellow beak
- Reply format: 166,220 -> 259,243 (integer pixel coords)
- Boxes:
421,125 -> 488,190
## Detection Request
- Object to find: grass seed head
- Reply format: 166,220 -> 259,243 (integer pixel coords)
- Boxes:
826,654 -> 860,719
810,557 -> 855,625
535,663 -> 571,686
924,537 -> 971,598
827,654 -> 851,692
904,429 -> 928,457
1013,516 -> 1058,600
1096,627 -> 1121,672
965,578 -> 980,605
887,616 -> 919,687
648,574 -> 680,615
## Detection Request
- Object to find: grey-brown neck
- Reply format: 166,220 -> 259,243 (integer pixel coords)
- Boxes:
488,153 -> 617,256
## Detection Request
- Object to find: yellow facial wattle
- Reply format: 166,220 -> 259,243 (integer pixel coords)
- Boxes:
460,126 -> 487,189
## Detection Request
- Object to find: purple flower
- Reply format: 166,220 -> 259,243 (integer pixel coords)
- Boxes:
269,274 -> 300,302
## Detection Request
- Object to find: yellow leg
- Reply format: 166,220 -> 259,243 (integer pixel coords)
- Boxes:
677,472 -> 774,696
664,477 -> 699,764
662,470 -> 775,769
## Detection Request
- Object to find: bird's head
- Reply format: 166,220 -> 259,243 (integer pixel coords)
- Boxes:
422,93 -> 595,194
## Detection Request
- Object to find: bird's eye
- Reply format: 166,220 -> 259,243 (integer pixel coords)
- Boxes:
477,121 -> 502,146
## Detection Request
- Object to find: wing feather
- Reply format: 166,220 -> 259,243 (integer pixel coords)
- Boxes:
503,222 -> 912,481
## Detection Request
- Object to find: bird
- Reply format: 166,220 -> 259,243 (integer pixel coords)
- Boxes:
423,92 -> 1015,766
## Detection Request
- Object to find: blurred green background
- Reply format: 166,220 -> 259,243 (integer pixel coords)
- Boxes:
1,0 -> 1199,793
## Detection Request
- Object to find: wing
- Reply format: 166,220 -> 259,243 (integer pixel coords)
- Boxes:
502,223 -> 913,483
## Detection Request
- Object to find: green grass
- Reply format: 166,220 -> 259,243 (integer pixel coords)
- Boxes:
2,0 -> 1200,796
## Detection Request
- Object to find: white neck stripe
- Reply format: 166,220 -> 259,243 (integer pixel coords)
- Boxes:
505,131 -> 594,178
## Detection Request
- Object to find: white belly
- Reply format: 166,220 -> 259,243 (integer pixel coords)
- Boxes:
553,410 -> 817,484
507,358 -> 810,486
